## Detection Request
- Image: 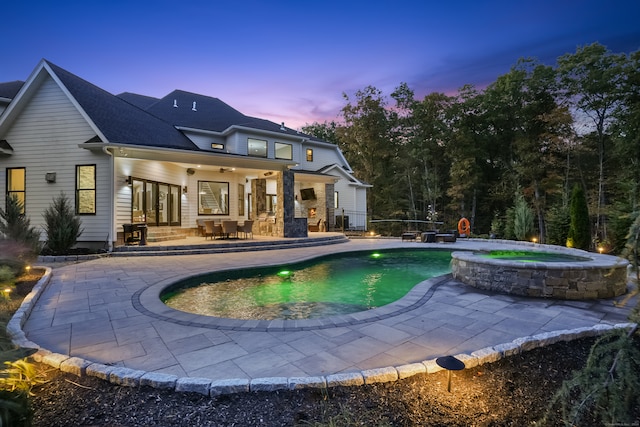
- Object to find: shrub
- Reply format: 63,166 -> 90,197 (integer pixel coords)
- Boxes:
513,192 -> 534,241
540,328 -> 640,426
0,195 -> 41,270
567,184 -> 591,250
42,193 -> 83,255
546,204 -> 570,246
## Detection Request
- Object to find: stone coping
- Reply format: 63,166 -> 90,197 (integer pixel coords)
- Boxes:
7,263 -> 637,396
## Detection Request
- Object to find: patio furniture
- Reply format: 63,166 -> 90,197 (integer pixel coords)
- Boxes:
196,219 -> 206,236
222,220 -> 238,239
402,232 -> 418,241
308,219 -> 322,232
238,220 -> 254,239
123,223 -> 148,245
204,220 -> 223,240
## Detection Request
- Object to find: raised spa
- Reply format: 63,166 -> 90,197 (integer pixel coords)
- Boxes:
451,248 -> 628,299
162,249 -> 452,320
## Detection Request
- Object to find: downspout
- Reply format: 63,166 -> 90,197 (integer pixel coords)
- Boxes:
102,146 -> 115,252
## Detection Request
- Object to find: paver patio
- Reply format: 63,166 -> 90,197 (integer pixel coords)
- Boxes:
20,238 -> 637,383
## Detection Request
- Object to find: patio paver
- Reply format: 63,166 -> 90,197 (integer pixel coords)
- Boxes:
19,238 -> 637,387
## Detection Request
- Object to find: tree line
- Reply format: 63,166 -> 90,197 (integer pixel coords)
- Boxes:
303,42 -> 640,252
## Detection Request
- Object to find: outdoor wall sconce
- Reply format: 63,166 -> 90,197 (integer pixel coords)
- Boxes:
436,355 -> 465,393
125,176 -> 132,186
183,186 -> 188,194
45,172 -> 56,183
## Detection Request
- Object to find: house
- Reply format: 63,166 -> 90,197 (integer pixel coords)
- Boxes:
0,60 -> 369,250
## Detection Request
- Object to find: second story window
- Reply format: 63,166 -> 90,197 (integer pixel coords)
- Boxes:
275,142 -> 292,160
248,138 -> 267,158
306,148 -> 313,162
6,167 -> 26,214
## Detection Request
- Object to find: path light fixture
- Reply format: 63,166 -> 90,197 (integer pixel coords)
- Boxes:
436,355 -> 465,393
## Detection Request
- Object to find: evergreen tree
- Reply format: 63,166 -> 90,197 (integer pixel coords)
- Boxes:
0,194 -> 41,254
42,193 -> 83,255
567,184 -> 591,249
513,191 -> 534,241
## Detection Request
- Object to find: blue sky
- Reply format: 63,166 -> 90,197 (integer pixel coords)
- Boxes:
3,0 -> 639,129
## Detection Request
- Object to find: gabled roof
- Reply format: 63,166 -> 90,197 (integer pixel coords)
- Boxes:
316,164 -> 371,187
146,89 -> 322,141
146,90 -> 249,133
44,61 -> 198,151
0,81 -> 24,100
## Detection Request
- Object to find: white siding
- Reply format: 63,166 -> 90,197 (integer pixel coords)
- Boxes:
298,143 -> 344,171
115,159 -> 249,231
0,76 -> 111,244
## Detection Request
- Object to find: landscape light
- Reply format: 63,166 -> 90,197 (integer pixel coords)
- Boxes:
436,355 -> 465,393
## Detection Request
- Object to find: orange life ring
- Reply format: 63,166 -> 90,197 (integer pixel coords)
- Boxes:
457,218 -> 470,236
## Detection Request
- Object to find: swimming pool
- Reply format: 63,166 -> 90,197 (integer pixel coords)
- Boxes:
161,249 -> 452,320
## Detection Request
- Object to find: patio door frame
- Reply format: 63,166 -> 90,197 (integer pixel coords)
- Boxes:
131,178 -> 181,226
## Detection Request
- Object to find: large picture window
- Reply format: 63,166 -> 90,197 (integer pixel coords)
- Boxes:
248,138 -> 267,158
275,142 -> 292,160
198,181 -> 229,215
6,167 -> 25,214
76,165 -> 96,214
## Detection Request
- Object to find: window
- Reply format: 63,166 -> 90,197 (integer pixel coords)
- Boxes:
6,168 -> 25,214
306,148 -> 313,162
266,194 -> 277,213
248,138 -> 267,158
275,142 -> 292,160
76,165 -> 96,214
334,191 -> 339,209
211,143 -> 224,150
198,181 -> 229,215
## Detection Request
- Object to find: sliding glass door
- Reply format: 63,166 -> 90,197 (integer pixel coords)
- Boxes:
131,179 -> 181,226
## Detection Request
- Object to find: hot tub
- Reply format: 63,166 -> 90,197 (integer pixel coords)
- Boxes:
450,247 -> 629,299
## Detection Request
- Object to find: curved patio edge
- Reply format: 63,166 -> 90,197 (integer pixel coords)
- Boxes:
8,265 -> 637,396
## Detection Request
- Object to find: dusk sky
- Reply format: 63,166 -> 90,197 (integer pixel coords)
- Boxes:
3,0 -> 640,129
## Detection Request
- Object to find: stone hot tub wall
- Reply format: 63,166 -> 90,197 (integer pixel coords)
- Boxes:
450,250 -> 629,300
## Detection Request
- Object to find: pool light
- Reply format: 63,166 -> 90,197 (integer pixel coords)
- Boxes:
371,253 -> 381,258
277,270 -> 293,280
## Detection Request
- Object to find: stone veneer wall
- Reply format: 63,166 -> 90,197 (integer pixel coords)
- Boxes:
450,251 -> 628,299
251,172 -> 307,238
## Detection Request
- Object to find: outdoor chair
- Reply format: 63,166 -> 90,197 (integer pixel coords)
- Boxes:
238,220 -> 254,239
196,219 -> 206,236
222,220 -> 238,239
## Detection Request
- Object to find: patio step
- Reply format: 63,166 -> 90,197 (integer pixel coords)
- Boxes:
112,234 -> 349,257
145,228 -> 188,243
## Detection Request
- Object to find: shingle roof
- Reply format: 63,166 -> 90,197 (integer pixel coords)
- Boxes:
0,81 -> 24,99
146,89 -> 323,141
146,90 -> 249,133
117,92 -> 160,110
45,61 -> 198,151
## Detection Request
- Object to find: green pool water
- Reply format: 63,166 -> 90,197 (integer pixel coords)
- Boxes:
479,250 -> 590,263
162,249 -> 452,320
